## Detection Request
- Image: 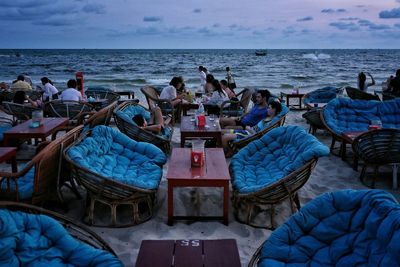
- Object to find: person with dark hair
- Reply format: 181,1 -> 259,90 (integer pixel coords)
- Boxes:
132,107 -> 165,134
208,79 -> 229,105
219,90 -> 270,129
13,90 -> 42,108
41,77 -> 59,101
160,76 -> 187,106
204,74 -> 215,94
357,72 -> 375,92
220,79 -> 236,99
199,66 -> 206,90
10,75 -> 32,92
61,79 -> 82,101
390,69 -> 400,96
226,67 -> 236,89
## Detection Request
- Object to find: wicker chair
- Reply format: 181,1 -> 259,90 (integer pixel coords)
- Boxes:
113,101 -> 173,153
220,88 -> 253,117
45,100 -> 93,125
64,126 -> 167,227
141,86 -> 178,123
1,101 -> 41,123
302,108 -> 326,135
302,86 -> 338,107
0,117 -> 14,144
85,89 -> 121,110
346,86 -> 380,101
0,201 -> 122,266
352,129 -> 400,188
229,126 -> 329,229
0,125 -> 84,204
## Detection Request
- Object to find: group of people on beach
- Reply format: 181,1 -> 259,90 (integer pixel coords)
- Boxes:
357,69 -> 400,96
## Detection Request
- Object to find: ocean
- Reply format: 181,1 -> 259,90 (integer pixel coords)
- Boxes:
0,49 -> 399,100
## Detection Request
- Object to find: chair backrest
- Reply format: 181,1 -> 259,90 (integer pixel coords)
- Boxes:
84,101 -> 117,129
85,90 -> 120,107
141,86 -> 159,109
303,86 -> 338,105
346,86 -> 380,101
239,88 -> 253,112
45,100 -> 92,122
1,101 -> 40,122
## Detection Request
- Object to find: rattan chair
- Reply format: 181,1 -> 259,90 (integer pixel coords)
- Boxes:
113,101 -> 173,153
45,100 -> 93,125
141,86 -> 178,123
302,108 -> 326,135
1,101 -> 41,123
352,129 -> 400,188
85,90 -> 121,110
346,86 -> 380,101
0,117 -> 14,144
220,88 -> 253,117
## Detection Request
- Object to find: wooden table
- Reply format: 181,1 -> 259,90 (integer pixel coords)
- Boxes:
0,147 -> 17,172
180,116 -> 222,147
280,92 -> 305,110
3,118 -> 69,146
116,90 -> 134,99
181,103 -> 220,116
136,239 -> 241,267
341,131 -> 365,170
167,148 -> 230,225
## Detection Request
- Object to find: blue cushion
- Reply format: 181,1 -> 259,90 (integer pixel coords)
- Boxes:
0,166 -> 35,200
255,103 -> 289,131
0,209 -> 122,266
0,125 -> 12,142
67,126 -> 167,190
258,189 -> 400,267
323,98 -> 400,135
303,86 -> 338,105
230,126 -> 329,194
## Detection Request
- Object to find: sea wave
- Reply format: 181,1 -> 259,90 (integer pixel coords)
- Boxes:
302,53 -> 331,60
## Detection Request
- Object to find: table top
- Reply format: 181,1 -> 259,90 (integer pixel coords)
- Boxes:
180,116 -> 221,133
4,117 -> 69,135
167,148 -> 229,181
136,239 -> 241,267
341,131 -> 366,143
0,147 -> 17,161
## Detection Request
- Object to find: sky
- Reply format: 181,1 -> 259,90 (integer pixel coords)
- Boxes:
1,0 -> 400,49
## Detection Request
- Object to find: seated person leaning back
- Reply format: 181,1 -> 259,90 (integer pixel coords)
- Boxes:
60,79 -> 83,102
132,106 -> 166,135
159,76 -> 188,107
219,89 -> 270,129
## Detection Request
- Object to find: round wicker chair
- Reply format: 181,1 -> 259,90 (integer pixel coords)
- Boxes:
1,101 -> 41,123
302,108 -> 325,135
352,129 -> 400,188
345,86 -> 380,101
85,89 -> 121,110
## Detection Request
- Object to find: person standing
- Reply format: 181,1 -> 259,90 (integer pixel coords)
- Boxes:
390,69 -> 400,96
357,72 -> 375,92
41,77 -> 59,101
226,67 -> 236,90
199,66 -> 206,91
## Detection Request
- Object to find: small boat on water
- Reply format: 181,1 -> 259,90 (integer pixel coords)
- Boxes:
255,50 -> 267,56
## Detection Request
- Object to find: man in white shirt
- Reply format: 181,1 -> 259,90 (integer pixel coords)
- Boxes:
61,79 -> 82,101
199,66 -> 206,90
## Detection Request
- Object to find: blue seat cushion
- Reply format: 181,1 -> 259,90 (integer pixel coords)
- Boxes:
0,209 -> 122,266
258,189 -> 400,267
230,126 -> 329,194
0,166 -> 35,200
67,126 -> 167,190
303,86 -> 338,105
0,124 -> 12,142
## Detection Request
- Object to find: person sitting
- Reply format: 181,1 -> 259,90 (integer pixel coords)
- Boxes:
13,90 -> 43,108
207,79 -> 229,105
61,79 -> 83,102
357,72 -> 375,92
159,76 -> 187,107
204,74 -> 214,94
132,106 -> 165,135
221,101 -> 282,156
10,75 -> 32,92
390,69 -> 400,97
219,90 -> 270,129
220,79 -> 236,99
41,77 -> 59,101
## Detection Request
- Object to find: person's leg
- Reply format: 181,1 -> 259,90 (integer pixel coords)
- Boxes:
219,117 -> 237,128
153,106 -> 164,125
222,133 -> 236,150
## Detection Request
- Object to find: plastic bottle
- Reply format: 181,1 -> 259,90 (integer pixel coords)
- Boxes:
198,102 -> 205,114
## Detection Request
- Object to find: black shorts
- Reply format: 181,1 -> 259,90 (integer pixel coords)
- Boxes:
235,119 -> 246,129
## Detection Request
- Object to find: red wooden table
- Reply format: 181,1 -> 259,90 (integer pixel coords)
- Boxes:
3,118 -> 69,146
280,92 -> 305,110
135,239 -> 241,267
341,131 -> 366,170
180,116 -> 222,147
167,148 -> 230,225
0,147 -> 17,172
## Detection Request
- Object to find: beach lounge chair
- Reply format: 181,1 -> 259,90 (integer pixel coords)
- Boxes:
249,189 -> 400,267
220,88 -> 253,117
1,101 -> 41,123
64,125 -> 167,227
302,108 -> 326,135
0,125 -> 83,204
303,86 -> 338,106
346,86 -> 380,101
85,89 -> 121,110
141,86 -> 178,124
229,103 -> 289,153
0,201 -> 122,266
44,100 -> 93,125
352,129 -> 400,188
229,126 -> 329,228
113,101 -> 173,153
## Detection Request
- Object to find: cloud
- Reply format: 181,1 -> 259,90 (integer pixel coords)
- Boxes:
143,16 -> 162,22
212,23 -> 220,28
337,9 -> 346,13
193,8 -> 201,13
82,3 -> 106,14
379,8 -> 400,19
340,17 -> 359,21
32,16 -> 78,26
322,8 -> 347,14
297,16 -> 313,22
395,24 -> 400,28
358,19 -> 391,30
0,0 -> 51,8
329,22 -> 359,31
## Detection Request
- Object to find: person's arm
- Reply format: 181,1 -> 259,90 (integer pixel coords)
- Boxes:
367,72 -> 375,86
25,95 -> 39,108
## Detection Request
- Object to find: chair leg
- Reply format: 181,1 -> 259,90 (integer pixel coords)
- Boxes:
359,165 -> 367,184
330,138 -> 336,152
371,166 -> 379,188
270,205 -> 275,230
111,204 -> 117,226
294,193 -> 301,211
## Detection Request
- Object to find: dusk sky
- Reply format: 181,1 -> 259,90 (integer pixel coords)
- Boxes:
1,0 -> 400,49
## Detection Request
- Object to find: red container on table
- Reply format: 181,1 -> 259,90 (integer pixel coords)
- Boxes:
368,125 -> 381,131
196,114 -> 206,127
191,150 -> 204,167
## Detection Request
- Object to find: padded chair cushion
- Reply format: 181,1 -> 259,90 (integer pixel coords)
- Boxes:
230,126 -> 329,194
0,124 -> 12,141
0,209 -> 122,266
259,189 -> 400,267
67,126 -> 166,190
0,166 -> 35,200
323,98 -> 400,135
303,87 -> 338,105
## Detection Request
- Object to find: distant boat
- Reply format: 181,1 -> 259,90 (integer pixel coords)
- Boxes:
15,52 -> 21,57
255,50 -> 267,56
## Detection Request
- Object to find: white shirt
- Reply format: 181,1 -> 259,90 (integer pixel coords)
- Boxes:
208,90 -> 229,105
61,88 -> 82,101
160,85 -> 177,100
199,71 -> 206,86
43,82 -> 58,99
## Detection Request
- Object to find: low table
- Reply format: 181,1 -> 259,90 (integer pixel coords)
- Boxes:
167,148 -> 230,225
0,147 -> 17,172
280,92 -> 305,110
136,239 -> 241,267
180,116 -> 222,147
3,118 -> 69,146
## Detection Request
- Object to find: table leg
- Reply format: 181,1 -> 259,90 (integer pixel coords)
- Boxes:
216,133 -> 222,148
286,95 -> 289,107
340,141 -> 347,161
298,96 -> 302,109
180,134 -> 185,147
353,155 -> 358,171
168,182 -> 174,226
11,156 -> 17,173
223,182 -> 229,225
392,164 -> 398,190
